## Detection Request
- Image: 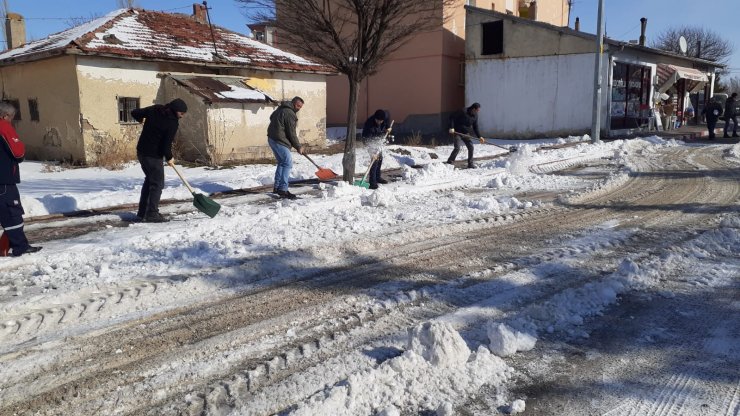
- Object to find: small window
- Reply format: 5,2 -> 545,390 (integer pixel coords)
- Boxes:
5,99 -> 21,121
28,99 -> 39,122
255,31 -> 264,41
481,21 -> 504,55
459,59 -> 466,86
118,97 -> 139,123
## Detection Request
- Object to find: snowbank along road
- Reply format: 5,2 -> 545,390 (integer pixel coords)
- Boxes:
0,138 -> 738,415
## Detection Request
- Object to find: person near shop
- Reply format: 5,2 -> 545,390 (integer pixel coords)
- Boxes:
267,96 -> 306,200
723,92 -> 738,138
132,98 -> 188,223
703,97 -> 724,139
0,102 -> 42,256
447,103 -> 485,168
362,109 -> 392,189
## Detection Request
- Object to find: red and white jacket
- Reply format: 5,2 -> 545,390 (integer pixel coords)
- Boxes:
0,119 -> 25,184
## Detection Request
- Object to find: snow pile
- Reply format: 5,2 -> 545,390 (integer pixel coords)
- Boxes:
290,322 -> 511,415
464,195 -> 531,212
403,161 -> 457,185
487,322 -> 537,357
505,144 -> 537,175
510,399 -> 526,413
361,188 -> 397,207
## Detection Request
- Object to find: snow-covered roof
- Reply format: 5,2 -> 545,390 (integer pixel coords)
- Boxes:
167,74 -> 277,104
0,8 -> 332,74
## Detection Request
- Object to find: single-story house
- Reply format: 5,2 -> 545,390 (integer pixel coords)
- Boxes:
0,5 -> 333,164
464,6 -> 724,138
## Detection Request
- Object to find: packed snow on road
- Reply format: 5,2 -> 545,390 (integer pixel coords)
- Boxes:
1,137 -> 738,415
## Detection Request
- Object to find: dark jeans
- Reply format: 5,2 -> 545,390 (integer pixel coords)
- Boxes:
137,155 -> 165,218
369,154 -> 383,187
707,118 -> 718,138
0,184 -> 30,255
448,136 -> 474,166
724,115 -> 738,136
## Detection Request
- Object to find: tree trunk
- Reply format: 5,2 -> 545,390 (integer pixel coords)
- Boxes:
342,76 -> 361,183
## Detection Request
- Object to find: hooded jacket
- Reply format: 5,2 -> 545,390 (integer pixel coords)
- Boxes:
267,102 -> 302,150
0,119 -> 25,184
132,104 -> 180,160
449,107 -> 481,138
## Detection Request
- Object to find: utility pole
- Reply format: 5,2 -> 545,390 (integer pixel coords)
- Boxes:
590,0 -> 605,143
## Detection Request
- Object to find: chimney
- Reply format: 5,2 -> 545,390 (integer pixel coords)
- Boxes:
574,17 -> 580,32
192,3 -> 207,24
5,12 -> 26,49
639,17 -> 647,46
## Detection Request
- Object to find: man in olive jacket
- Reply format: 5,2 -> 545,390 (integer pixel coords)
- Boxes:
267,96 -> 306,200
724,92 -> 738,138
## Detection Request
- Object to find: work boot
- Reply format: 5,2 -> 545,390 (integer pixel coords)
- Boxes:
13,246 -> 42,257
467,162 -> 478,169
377,178 -> 388,184
369,184 -> 379,190
733,134 -> 739,138
144,212 -> 169,223
276,190 -> 298,200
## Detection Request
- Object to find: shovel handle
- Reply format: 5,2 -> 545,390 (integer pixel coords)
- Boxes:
302,154 -> 323,169
168,161 -> 196,194
456,132 -> 513,152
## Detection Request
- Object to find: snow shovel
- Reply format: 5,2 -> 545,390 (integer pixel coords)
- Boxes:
456,132 -> 516,153
353,154 -> 378,189
354,120 -> 394,188
302,154 -> 338,180
167,161 -> 221,218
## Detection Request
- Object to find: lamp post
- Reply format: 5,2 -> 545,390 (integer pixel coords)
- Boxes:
591,0 -> 605,143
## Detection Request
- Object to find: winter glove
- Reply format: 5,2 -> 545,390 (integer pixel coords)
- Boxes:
479,137 -> 486,144
166,158 -> 175,166
448,128 -> 455,134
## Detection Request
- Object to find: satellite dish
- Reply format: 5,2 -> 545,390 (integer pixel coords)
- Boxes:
679,36 -> 688,55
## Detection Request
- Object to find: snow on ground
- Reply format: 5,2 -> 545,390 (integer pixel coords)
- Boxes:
3,134 -> 738,414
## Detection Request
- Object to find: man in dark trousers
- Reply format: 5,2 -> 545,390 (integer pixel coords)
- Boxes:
703,96 -> 724,139
132,98 -> 187,222
723,92 -> 738,138
0,102 -> 41,256
362,109 -> 392,189
447,102 -> 485,168
267,96 -> 306,200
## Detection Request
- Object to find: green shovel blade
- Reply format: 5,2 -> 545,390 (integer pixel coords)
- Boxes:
193,193 -> 221,218
353,179 -> 370,188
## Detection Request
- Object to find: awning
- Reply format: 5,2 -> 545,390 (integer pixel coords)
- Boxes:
165,74 -> 277,105
656,64 -> 709,94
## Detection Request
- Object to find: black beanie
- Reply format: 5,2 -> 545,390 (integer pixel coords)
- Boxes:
168,98 -> 188,113
374,109 -> 386,120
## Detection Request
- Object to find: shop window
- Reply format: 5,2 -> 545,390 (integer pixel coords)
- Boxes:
610,62 -> 651,130
481,21 -> 504,55
28,99 -> 39,122
118,97 -> 139,123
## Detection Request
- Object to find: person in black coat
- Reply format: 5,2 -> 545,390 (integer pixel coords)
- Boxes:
723,92 -> 738,138
447,103 -> 485,168
362,109 -> 392,189
0,102 -> 41,256
703,97 -> 724,139
131,98 -> 187,222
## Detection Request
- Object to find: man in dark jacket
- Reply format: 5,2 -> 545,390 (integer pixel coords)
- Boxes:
703,97 -> 724,139
447,103 -> 485,168
362,109 -> 392,189
0,102 -> 41,256
132,98 -> 187,222
724,92 -> 738,138
267,96 -> 306,200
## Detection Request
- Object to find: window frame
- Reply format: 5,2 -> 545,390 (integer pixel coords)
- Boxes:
117,96 -> 140,124
28,98 -> 40,122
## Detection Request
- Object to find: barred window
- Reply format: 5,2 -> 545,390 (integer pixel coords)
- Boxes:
5,99 -> 21,121
118,97 -> 140,123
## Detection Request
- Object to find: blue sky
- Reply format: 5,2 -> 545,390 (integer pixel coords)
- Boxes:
5,0 -> 739,77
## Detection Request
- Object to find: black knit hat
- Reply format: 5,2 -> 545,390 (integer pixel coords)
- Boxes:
374,109 -> 386,120
168,98 -> 188,113
469,102 -> 481,110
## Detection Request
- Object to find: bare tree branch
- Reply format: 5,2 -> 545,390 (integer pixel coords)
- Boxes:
650,25 -> 733,64
237,0 -> 456,181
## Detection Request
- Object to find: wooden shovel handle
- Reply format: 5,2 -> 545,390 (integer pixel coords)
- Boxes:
168,161 -> 196,194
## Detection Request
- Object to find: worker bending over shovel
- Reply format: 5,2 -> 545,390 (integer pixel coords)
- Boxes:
362,109 -> 392,189
447,102 -> 485,169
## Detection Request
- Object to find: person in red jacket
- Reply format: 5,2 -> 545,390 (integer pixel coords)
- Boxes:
0,102 -> 41,256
